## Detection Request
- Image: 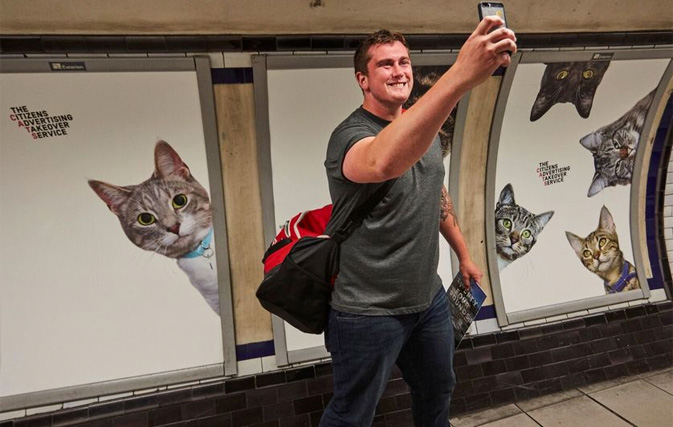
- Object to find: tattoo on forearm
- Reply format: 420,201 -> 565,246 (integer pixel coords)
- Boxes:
440,187 -> 459,227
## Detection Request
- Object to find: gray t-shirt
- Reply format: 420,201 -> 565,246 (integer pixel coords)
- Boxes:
324,106 -> 444,315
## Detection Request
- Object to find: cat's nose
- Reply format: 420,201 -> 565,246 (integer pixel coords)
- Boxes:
167,223 -> 180,235
509,232 -> 519,244
619,147 -> 630,158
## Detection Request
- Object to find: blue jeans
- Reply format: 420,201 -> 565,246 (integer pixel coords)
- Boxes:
319,287 -> 456,427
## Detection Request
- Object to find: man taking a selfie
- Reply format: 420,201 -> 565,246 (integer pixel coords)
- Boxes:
321,16 -> 516,427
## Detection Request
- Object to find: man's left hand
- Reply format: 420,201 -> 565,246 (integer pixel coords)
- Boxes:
459,259 -> 483,289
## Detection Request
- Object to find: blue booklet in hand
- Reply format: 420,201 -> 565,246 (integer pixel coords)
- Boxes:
446,273 -> 487,347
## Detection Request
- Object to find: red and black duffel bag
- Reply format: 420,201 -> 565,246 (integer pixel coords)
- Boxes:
256,180 -> 395,334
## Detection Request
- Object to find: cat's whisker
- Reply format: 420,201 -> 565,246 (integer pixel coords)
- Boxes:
151,242 -> 170,258
138,247 -> 161,268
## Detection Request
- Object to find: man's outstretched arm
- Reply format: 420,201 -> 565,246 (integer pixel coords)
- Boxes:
343,17 -> 517,184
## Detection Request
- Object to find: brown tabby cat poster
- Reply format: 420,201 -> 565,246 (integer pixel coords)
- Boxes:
565,206 -> 640,294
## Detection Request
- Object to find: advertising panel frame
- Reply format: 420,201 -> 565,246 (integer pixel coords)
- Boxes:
486,49 -> 673,326
253,52 -> 468,366
0,56 -> 237,412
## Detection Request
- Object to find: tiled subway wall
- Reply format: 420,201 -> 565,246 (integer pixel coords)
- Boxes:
0,301 -> 671,426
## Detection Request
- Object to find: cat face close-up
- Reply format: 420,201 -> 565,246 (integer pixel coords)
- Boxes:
565,205 -> 640,293
579,89 -> 654,197
565,206 -> 621,276
530,61 -> 610,121
89,141 -> 212,259
495,184 -> 554,270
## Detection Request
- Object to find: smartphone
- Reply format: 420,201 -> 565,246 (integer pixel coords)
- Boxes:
478,2 -> 507,28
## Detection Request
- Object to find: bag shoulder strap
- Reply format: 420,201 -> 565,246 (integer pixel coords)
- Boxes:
331,179 -> 396,243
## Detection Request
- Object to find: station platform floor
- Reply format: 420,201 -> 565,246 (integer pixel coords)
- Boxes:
449,367 -> 673,427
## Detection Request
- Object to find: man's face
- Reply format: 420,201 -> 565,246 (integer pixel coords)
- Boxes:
357,41 -> 413,109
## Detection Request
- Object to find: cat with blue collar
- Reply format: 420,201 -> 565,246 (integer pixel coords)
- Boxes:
89,140 -> 220,315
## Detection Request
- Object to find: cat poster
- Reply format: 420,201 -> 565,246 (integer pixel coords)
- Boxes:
263,63 -> 457,355
0,64 -> 227,399
565,206 -> 641,294
88,140 -> 221,316
493,56 -> 669,317
403,65 -> 458,157
530,61 -> 610,121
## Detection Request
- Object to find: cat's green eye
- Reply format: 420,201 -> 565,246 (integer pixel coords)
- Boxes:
556,70 -> 569,80
172,194 -> 188,209
522,230 -> 531,239
583,249 -> 592,258
599,237 -> 607,247
502,219 -> 512,229
138,213 -> 156,226
582,69 -> 594,79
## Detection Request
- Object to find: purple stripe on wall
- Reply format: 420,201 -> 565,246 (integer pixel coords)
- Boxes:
210,68 -> 253,85
236,339 -> 275,360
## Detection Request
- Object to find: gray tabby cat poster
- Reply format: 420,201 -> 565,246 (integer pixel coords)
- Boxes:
89,141 -> 220,315
579,89 -> 655,197
0,67 -> 225,397
495,184 -> 554,271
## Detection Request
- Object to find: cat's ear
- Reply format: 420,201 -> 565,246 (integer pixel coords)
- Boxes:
575,97 -> 594,119
88,180 -> 132,215
565,231 -> 584,256
536,211 -> 554,228
574,61 -> 609,119
587,173 -> 608,197
497,184 -> 515,207
579,132 -> 600,151
154,140 -> 191,179
530,93 -> 553,122
598,206 -> 616,233
530,63 -> 558,122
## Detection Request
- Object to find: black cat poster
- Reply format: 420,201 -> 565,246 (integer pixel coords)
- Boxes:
493,55 -> 668,319
0,61 -> 228,401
